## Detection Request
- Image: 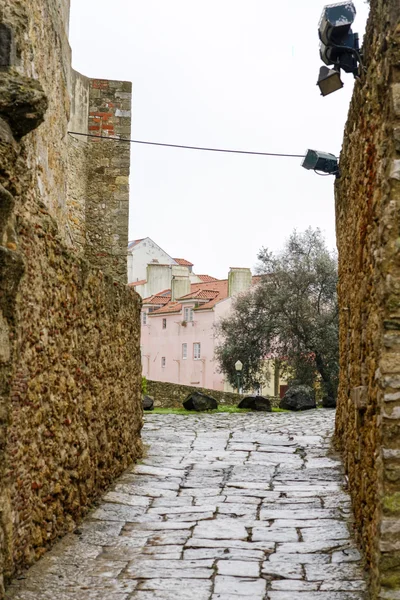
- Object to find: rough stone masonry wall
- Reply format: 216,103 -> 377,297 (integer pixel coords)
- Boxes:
84,78 -> 132,284
0,0 -> 142,595
335,0 -> 400,596
147,379 -> 281,409
66,72 -> 132,284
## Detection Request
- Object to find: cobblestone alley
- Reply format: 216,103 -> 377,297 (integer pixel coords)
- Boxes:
6,411 -> 368,600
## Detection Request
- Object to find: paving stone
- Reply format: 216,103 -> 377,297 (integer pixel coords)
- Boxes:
260,508 -> 340,520
252,526 -> 299,543
193,521 -> 248,540
185,537 -> 275,551
276,540 -> 353,553
103,492 -> 151,507
301,523 -> 350,541
320,580 -> 367,591
6,411 -> 368,600
183,547 -> 264,561
268,592 -> 366,599
216,503 -> 257,517
216,560 -> 260,577
149,504 -> 217,515
271,580 -> 321,591
213,575 -> 267,596
137,578 -> 212,598
305,563 -> 365,581
331,548 -> 362,563
267,552 -> 330,564
224,495 -> 261,505
261,562 -> 303,579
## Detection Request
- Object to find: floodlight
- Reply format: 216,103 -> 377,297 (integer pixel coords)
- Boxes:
301,149 -> 339,176
319,2 -> 356,47
316,1 -> 362,96
317,66 -> 343,96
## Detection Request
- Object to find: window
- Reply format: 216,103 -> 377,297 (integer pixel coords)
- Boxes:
161,357 -> 166,368
142,311 -> 147,325
184,307 -> 194,322
193,343 -> 201,360
162,318 -> 167,329
182,343 -> 188,359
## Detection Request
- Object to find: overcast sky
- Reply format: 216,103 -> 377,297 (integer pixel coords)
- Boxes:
69,0 -> 370,279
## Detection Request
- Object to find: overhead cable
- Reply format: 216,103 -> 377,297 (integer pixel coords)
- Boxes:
68,131 -> 306,159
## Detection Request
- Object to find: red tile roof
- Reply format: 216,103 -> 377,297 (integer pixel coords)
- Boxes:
128,279 -> 147,287
179,289 -> 219,301
173,258 -> 193,267
142,290 -> 172,305
197,274 -> 219,282
146,279 -> 230,316
150,302 -> 182,315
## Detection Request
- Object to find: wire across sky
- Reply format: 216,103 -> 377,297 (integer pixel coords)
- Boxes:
67,131 -> 307,159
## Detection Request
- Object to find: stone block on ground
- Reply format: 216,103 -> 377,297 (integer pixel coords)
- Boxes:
183,391 -> 218,411
280,385 -> 316,411
237,395 -> 272,412
322,396 -> 336,408
143,395 -> 154,411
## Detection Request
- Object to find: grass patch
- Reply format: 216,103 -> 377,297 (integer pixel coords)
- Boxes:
150,406 -> 288,415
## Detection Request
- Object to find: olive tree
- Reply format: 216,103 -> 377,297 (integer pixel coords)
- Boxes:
215,228 -> 339,402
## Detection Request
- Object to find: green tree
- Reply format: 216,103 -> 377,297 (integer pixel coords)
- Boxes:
215,228 -> 339,402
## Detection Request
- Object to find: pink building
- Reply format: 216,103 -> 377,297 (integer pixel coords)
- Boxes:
140,269 -> 253,391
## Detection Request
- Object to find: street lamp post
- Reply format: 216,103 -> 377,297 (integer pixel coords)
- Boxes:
235,360 -> 243,395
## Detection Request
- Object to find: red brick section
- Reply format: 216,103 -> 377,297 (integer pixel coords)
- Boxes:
88,81 -> 130,139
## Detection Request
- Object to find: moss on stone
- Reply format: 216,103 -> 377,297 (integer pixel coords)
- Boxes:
383,493 -> 400,514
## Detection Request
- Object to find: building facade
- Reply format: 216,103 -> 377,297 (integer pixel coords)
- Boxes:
139,264 -> 281,395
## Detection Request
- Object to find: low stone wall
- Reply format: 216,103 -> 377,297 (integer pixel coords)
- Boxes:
0,208 -> 143,589
147,380 -> 280,409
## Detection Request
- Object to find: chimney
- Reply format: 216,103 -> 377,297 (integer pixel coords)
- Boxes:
228,268 -> 252,296
146,264 -> 171,297
171,266 -> 190,300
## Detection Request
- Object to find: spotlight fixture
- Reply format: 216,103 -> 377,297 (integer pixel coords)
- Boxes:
317,65 -> 343,97
316,1 -> 362,96
301,149 -> 339,176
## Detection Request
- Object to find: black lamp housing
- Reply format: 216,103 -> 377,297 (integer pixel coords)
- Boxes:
317,1 -> 362,95
302,149 -> 339,176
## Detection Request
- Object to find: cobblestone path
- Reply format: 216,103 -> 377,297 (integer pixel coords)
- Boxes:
7,411 -> 368,600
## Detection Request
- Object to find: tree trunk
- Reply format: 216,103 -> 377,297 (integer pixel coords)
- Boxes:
314,352 -> 336,400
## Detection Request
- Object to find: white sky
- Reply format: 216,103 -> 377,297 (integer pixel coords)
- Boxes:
69,0 -> 370,279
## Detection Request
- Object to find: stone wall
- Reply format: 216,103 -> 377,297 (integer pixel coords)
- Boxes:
66,74 -> 132,283
147,379 -> 280,409
3,213 -> 143,587
84,79 -> 131,284
335,1 -> 400,596
0,0 -> 141,595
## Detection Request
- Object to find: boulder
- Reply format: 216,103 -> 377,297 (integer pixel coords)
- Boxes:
142,395 -> 154,411
238,395 -> 272,412
183,391 -> 218,411
322,396 -> 337,408
280,385 -> 316,411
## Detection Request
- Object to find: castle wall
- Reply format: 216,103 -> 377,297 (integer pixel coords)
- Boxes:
0,1 -> 141,594
335,1 -> 400,596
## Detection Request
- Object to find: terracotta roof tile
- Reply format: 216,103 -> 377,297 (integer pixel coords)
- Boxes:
149,302 -> 182,315
178,289 -> 219,301
173,258 -> 193,267
197,274 -> 219,282
142,290 -> 172,305
128,279 -> 147,287
145,279 -> 230,315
